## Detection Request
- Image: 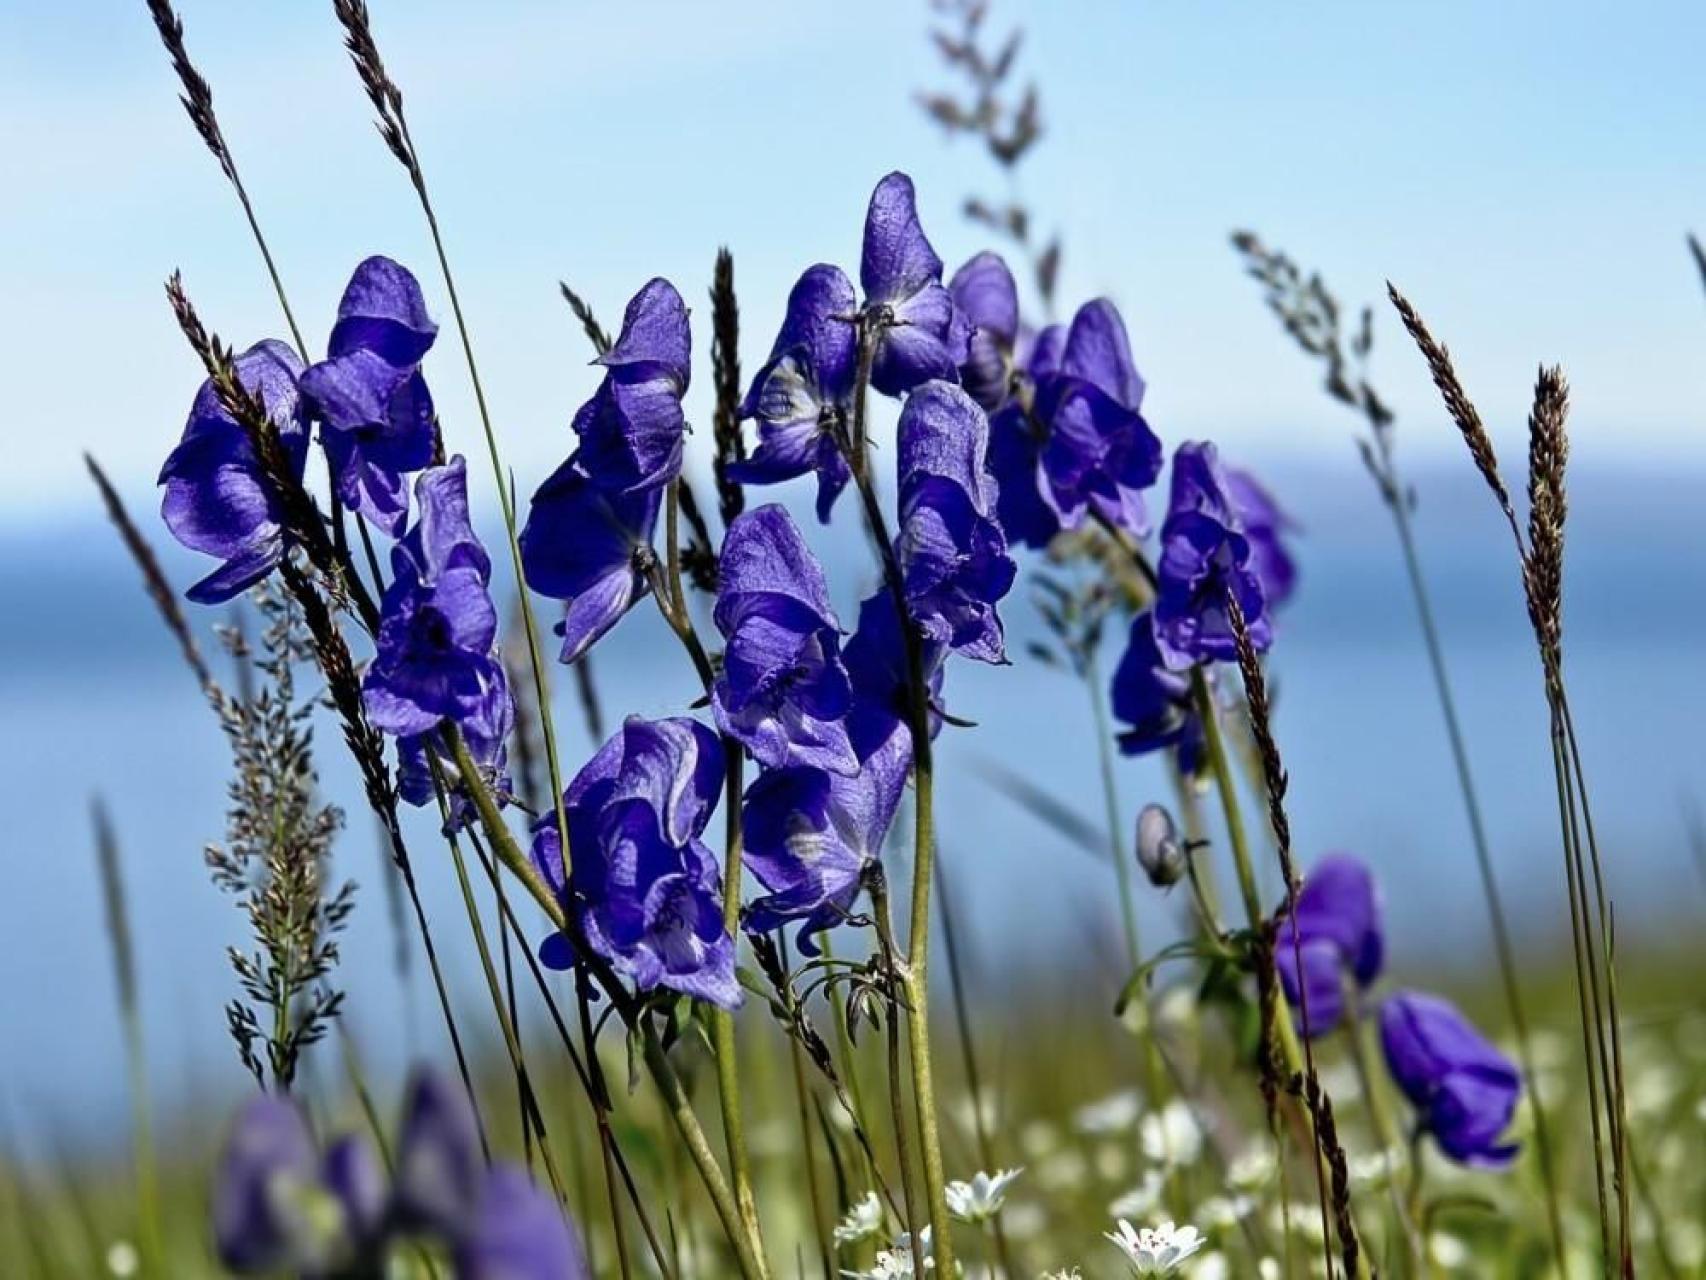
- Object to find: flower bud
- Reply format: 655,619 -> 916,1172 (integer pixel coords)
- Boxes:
1135,803 -> 1186,887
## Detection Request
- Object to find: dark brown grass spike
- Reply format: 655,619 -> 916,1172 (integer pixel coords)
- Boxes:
710,247 -> 746,527
1523,364 -> 1571,688
143,0 -> 233,180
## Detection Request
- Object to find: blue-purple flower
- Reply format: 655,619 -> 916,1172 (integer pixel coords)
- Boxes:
741,726 -> 911,952
1153,441 -> 1272,668
988,299 -> 1163,548
393,1067 -> 486,1237
1380,990 -> 1522,1167
712,505 -> 858,774
1226,465 -> 1299,611
1273,854 -> 1384,1037
948,251 -> 1019,412
571,278 -> 691,494
363,458 -> 511,745
1109,611 -> 1205,776
299,256 -> 439,535
531,717 -> 739,1008
727,264 -> 858,521
454,1166 -> 591,1280
897,381 -> 1016,664
159,338 -> 309,604
861,172 -> 972,397
841,588 -> 944,761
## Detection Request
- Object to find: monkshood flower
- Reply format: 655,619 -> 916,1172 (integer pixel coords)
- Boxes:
727,264 -> 858,521
740,725 -> 911,952
159,338 -> 310,604
519,454 -> 660,664
861,171 -> 972,397
946,1167 -> 1024,1224
214,1102 -> 387,1277
1110,611 -> 1205,775
841,588 -> 944,761
1273,854 -> 1384,1038
299,255 -> 438,534
363,458 -> 511,743
571,277 -> 691,494
1380,990 -> 1522,1167
989,299 -> 1163,548
396,674 -> 514,830
897,380 -> 1017,664
1153,441 -> 1272,668
454,1166 -> 591,1280
1104,1220 -> 1206,1276
1225,465 -> 1299,611
393,1067 -> 486,1237
948,251 -> 1019,412
713,504 -> 858,774
531,716 -> 739,1008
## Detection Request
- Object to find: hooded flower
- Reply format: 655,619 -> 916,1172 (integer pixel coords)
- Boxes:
948,251 -> 1019,412
1225,465 -> 1298,611
454,1166 -> 591,1280
571,278 -> 691,494
861,172 -> 972,397
212,1094 -> 378,1276
396,673 -> 514,829
897,381 -> 1016,664
841,588 -> 944,760
712,505 -> 858,774
531,717 -> 739,1008
363,458 -> 511,741
1273,855 -> 1384,1037
1153,441 -> 1272,668
1109,611 -> 1205,775
393,1068 -> 486,1238
741,726 -> 911,952
727,264 -> 858,521
519,454 -> 659,664
159,338 -> 309,604
299,256 -> 439,534
1380,990 -> 1522,1167
988,299 -> 1163,548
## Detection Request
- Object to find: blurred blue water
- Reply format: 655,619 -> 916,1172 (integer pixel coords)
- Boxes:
2,456 -> 1701,1151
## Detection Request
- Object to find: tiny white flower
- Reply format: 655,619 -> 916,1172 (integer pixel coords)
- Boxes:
845,1231 -> 933,1280
1429,1232 -> 1469,1269
1187,1251 -> 1229,1280
1036,1147 -> 1090,1191
105,1242 -> 140,1278
1226,1145 -> 1276,1191
1140,1099 -> 1204,1168
1108,1169 -> 1165,1219
1105,1219 -> 1207,1275
1039,1270 -> 1082,1280
1075,1088 -> 1143,1135
1001,1199 -> 1046,1240
1094,1141 -> 1130,1183
834,1190 -> 886,1245
945,1167 -> 1023,1223
1197,1195 -> 1255,1230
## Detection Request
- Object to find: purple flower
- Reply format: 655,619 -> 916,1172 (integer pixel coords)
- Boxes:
860,172 -> 972,397
712,505 -> 858,775
453,1167 -> 591,1280
1109,611 -> 1205,776
1153,441 -> 1272,668
727,264 -> 858,522
394,1068 -> 486,1237
299,256 -> 439,535
948,251 -> 1019,412
988,299 -> 1162,548
741,727 -> 911,953
213,1094 -> 377,1275
841,588 -> 943,760
531,717 -> 739,1008
1225,464 -> 1299,611
1380,990 -> 1522,1167
397,675 -> 514,829
363,458 -> 511,741
1273,854 -> 1384,1038
897,381 -> 1016,664
571,278 -> 691,494
519,454 -> 659,664
159,338 -> 309,604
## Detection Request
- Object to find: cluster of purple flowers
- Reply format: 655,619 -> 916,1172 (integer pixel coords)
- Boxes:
1276,855 -> 1523,1166
158,257 -> 514,822
213,1069 -> 586,1278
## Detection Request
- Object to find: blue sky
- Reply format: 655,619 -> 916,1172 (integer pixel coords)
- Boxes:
3,0 -> 1703,524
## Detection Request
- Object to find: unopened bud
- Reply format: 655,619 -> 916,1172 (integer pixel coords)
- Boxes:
1135,803 -> 1186,887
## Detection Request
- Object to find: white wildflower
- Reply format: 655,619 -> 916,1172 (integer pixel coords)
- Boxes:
1108,1169 -> 1166,1219
1001,1200 -> 1046,1240
945,1167 -> 1023,1223
105,1242 -> 140,1278
833,1190 -> 885,1245
1140,1099 -> 1204,1167
1075,1088 -> 1143,1135
1155,984 -> 1198,1029
1197,1195 -> 1255,1230
1036,1147 -> 1090,1191
1226,1145 -> 1276,1191
1105,1219 -> 1206,1275
1094,1140 -> 1131,1183
1429,1232 -> 1469,1269
1019,1119 -> 1060,1158
1187,1252 -> 1229,1280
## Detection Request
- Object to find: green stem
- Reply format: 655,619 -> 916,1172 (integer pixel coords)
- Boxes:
1343,994 -> 1422,1274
